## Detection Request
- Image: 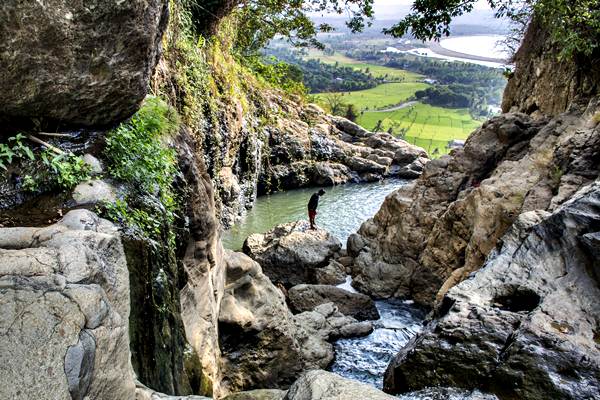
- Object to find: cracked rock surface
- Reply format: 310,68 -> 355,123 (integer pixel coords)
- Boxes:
0,209 -> 135,399
383,181 -> 600,399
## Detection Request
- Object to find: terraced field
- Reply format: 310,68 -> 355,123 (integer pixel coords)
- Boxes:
356,103 -> 481,155
316,82 -> 429,111
309,51 -> 483,156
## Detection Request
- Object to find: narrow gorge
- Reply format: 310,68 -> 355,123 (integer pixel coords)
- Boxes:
0,1 -> 598,400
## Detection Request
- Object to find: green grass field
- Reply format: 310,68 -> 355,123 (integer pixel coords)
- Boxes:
306,52 -> 482,156
315,82 -> 429,111
356,103 -> 481,155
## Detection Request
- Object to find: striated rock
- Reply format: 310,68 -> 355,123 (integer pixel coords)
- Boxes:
243,221 -> 342,287
284,370 -> 396,400
218,250 -> 305,393
384,182 -> 600,399
0,0 -> 169,126
350,98 -> 600,305
288,284 -> 379,321
0,210 -> 135,399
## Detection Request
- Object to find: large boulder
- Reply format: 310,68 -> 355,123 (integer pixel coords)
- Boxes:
218,251 -> 370,393
288,284 -> 380,321
0,0 -> 168,126
292,303 -> 373,370
383,182 -> 600,399
243,221 -> 342,287
218,251 -> 305,393
284,370 -> 396,400
0,210 -> 135,399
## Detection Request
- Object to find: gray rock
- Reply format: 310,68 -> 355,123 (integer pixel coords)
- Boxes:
83,154 -> 104,174
285,370 -> 396,400
72,179 -> 117,206
218,250 -> 305,393
0,0 -> 168,126
0,211 -> 135,399
288,284 -> 380,321
65,330 -> 96,400
314,260 -> 346,285
243,221 -> 342,287
384,182 -> 600,399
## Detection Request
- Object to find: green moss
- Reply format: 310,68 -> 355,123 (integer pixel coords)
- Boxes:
102,96 -> 181,244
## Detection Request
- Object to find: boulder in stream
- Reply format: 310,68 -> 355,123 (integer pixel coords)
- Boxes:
242,221 -> 342,287
288,284 -> 380,321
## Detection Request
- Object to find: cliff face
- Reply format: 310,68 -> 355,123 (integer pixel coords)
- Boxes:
349,23 -> 600,307
502,20 -> 600,117
346,21 -> 600,400
384,181 -> 600,399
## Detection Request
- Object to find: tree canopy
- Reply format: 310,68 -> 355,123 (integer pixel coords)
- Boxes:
184,0 -> 599,60
384,0 -> 599,58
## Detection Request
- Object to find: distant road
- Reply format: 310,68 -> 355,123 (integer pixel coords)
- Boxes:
373,100 -> 417,112
429,41 -> 507,64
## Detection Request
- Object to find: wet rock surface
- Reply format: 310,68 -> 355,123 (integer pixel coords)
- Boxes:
243,221 -> 342,287
288,284 -> 380,321
0,210 -> 135,399
384,182 -> 600,399
0,0 -> 168,126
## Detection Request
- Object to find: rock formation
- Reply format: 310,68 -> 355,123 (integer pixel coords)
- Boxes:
218,251 -> 373,393
0,210 -> 135,399
349,99 -> 600,305
210,97 -> 427,227
288,284 -> 380,321
0,0 -> 168,127
384,181 -> 600,399
243,221 -> 342,287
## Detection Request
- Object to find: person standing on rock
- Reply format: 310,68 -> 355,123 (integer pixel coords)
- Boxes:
308,189 -> 325,230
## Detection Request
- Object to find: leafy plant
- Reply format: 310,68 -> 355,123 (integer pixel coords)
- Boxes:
0,133 -> 35,170
41,150 -> 91,190
22,175 -> 38,192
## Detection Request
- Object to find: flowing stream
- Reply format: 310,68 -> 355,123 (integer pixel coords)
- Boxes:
222,181 -> 496,399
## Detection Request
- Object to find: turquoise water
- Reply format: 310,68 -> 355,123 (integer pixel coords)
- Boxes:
221,179 -> 408,250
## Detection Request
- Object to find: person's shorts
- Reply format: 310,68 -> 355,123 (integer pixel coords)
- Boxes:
308,209 -> 317,219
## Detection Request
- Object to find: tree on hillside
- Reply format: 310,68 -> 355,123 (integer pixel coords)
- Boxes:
324,93 -> 347,116
345,104 -> 358,121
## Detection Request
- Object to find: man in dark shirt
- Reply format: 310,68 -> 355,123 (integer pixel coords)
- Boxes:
308,189 -> 325,229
